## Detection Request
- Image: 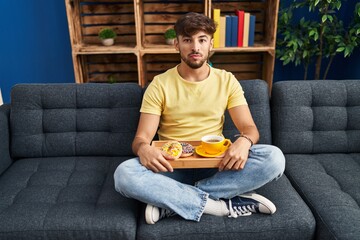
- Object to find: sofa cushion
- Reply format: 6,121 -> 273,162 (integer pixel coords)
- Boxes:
223,80 -> 272,144
271,80 -> 360,154
285,153 -> 360,239
136,175 -> 315,240
0,156 -> 138,239
272,80 -> 360,239
10,83 -> 142,158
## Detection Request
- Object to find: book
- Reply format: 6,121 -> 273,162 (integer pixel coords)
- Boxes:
225,15 -> 232,47
235,10 -> 244,47
248,15 -> 256,46
231,15 -> 238,47
219,16 -> 226,48
213,9 -> 221,48
243,12 -> 250,47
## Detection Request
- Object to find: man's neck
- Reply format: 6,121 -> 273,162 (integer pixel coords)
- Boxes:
177,62 -> 210,82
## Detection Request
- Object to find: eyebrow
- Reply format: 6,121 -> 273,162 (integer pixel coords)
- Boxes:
198,35 -> 209,39
182,35 -> 209,39
181,34 -> 210,40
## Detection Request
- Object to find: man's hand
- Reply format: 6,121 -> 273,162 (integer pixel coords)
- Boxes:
137,144 -> 175,173
218,137 -> 252,171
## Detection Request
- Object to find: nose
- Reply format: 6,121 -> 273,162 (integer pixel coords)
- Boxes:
192,41 -> 200,52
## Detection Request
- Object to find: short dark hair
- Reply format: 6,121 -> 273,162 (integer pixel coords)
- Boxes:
174,12 -> 217,38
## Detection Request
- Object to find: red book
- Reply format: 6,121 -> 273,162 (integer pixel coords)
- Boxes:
235,10 -> 244,47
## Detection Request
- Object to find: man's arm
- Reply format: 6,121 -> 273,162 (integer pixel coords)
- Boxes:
132,113 -> 174,172
228,105 -> 259,145
219,105 -> 259,171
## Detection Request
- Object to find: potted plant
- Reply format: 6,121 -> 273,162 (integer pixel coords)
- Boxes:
164,28 -> 176,45
276,1 -> 360,80
98,28 -> 117,46
107,74 -> 117,84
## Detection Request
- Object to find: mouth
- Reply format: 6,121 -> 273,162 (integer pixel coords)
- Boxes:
189,53 -> 202,59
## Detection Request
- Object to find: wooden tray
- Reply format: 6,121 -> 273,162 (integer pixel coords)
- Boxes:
151,140 -> 223,169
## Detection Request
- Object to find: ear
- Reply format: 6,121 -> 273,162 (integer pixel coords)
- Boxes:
210,38 -> 214,51
174,38 -> 179,51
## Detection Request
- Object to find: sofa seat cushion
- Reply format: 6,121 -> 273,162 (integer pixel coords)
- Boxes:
0,156 -> 138,240
285,153 -> 360,239
136,175 -> 315,240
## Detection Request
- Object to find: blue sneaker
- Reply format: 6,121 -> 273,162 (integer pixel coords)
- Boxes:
225,193 -> 276,218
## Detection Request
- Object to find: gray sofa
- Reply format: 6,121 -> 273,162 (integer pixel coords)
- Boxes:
272,80 -> 360,240
0,79 -> 358,239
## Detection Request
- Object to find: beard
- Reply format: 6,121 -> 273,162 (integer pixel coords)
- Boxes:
180,50 -> 210,69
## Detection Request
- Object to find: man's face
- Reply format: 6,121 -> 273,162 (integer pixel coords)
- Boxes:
175,31 -> 213,69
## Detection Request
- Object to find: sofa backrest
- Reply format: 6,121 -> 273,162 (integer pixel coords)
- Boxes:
10,80 -> 271,159
10,83 -> 142,158
271,80 -> 360,154
223,80 -> 272,144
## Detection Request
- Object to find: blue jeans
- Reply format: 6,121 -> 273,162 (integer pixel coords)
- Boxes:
114,144 -> 285,222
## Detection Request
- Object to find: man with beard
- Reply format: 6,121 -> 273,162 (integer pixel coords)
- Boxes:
114,12 -> 285,224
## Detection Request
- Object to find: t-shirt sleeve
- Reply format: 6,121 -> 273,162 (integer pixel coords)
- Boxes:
140,78 -> 163,115
227,74 -> 248,109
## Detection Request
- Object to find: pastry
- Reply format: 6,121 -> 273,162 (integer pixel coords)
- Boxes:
161,141 -> 182,159
180,142 -> 194,157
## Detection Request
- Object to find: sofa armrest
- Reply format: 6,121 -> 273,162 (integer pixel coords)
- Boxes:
0,103 -> 13,175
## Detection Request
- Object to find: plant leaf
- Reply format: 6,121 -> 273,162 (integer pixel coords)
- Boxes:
327,15 -> 333,22
336,47 -> 345,52
303,51 -> 308,58
322,15 -> 328,23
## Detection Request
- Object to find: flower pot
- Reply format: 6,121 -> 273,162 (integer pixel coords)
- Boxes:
101,38 -> 115,46
165,38 -> 175,45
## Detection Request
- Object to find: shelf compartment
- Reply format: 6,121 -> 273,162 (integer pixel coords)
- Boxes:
141,52 -> 273,88
141,54 -> 181,85
72,0 -> 137,48
76,54 -> 139,84
140,0 -> 206,47
210,52 -> 263,81
210,0 -> 278,47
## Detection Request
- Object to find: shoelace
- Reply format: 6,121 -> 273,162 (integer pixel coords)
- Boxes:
228,200 -> 254,218
159,208 -> 176,219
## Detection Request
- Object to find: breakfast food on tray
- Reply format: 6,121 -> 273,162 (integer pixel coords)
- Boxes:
161,141 -> 182,159
180,142 -> 195,157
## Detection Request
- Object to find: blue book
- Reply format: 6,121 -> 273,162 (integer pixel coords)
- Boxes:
225,16 -> 232,47
248,15 -> 256,46
231,15 -> 238,47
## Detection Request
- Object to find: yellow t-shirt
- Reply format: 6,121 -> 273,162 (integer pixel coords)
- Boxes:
140,65 -> 247,140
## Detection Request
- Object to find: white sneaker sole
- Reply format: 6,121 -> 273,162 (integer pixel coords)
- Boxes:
145,204 -> 157,224
239,193 -> 277,214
